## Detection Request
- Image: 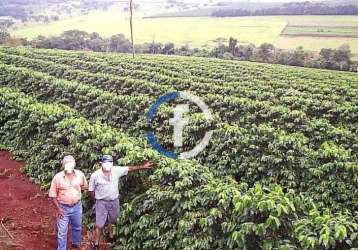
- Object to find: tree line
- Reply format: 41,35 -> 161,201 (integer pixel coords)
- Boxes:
0,30 -> 356,72
210,38 -> 356,71
212,1 -> 358,17
0,0 -> 116,30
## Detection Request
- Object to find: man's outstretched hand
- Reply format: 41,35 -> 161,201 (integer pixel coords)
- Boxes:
142,161 -> 154,169
128,161 -> 154,172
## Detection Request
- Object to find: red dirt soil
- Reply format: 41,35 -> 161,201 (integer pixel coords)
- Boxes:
0,151 -> 108,250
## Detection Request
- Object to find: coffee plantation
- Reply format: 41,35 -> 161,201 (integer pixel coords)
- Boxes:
0,46 -> 357,249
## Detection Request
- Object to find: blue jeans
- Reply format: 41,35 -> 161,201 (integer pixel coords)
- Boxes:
57,202 -> 82,250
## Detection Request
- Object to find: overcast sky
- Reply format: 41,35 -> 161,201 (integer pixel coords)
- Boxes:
254,0 -> 324,1
185,0 -> 331,3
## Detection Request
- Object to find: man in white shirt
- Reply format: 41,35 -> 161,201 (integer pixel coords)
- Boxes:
88,155 -> 153,250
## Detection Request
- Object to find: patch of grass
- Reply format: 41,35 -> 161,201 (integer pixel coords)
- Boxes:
284,15 -> 358,27
282,25 -> 358,38
12,14 -> 287,47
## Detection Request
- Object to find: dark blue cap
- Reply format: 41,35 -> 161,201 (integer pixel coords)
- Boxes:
100,155 -> 113,163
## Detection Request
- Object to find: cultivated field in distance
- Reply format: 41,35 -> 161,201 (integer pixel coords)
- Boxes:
281,25 -> 358,38
11,12 -> 358,57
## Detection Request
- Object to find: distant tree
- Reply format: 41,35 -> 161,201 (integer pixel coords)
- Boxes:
51,15 -> 59,21
150,42 -> 163,54
89,32 -> 101,40
108,34 -> 132,52
276,50 -> 291,65
319,48 -> 337,69
177,45 -> 191,56
228,37 -> 237,55
256,43 -> 275,62
210,44 -> 228,58
20,16 -> 28,23
4,37 -> 28,46
87,38 -> 106,52
0,31 -> 10,44
223,52 -> 234,60
50,36 -> 67,49
162,42 -> 175,55
289,46 -> 307,67
31,35 -> 49,48
0,19 -> 15,30
193,48 -> 200,54
319,48 -> 333,61
237,43 -> 255,60
18,37 -> 29,46
350,63 -> 358,73
334,44 -> 352,70
194,45 -> 211,57
61,30 -> 89,50
141,41 -> 162,54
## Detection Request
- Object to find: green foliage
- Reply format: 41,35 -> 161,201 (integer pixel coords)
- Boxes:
0,51 -> 356,210
0,46 -> 357,249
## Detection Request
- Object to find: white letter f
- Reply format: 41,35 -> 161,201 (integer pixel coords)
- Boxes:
169,104 -> 189,147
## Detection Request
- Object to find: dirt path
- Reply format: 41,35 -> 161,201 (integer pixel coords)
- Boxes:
0,151 -> 108,250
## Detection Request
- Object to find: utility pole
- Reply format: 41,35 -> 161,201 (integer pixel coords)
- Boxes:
129,0 -> 135,58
